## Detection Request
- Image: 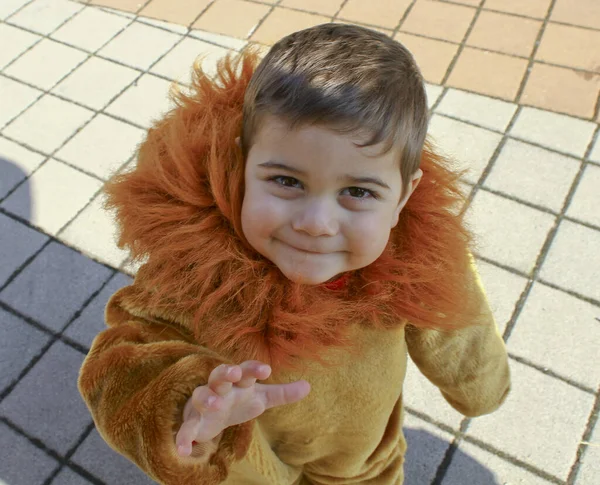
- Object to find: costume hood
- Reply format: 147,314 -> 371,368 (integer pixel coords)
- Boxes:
104,51 -> 479,369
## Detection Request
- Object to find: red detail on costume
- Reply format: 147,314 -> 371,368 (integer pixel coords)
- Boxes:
323,273 -> 350,291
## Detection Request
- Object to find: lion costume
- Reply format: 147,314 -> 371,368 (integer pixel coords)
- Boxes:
78,52 -> 510,485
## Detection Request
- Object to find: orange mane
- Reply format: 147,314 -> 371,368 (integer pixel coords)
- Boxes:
104,51 -> 477,369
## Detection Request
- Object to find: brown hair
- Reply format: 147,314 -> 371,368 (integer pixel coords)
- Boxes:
241,23 -> 428,193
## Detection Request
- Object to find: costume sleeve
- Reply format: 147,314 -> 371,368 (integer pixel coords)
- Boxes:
404,258 -> 511,417
78,287 -> 255,484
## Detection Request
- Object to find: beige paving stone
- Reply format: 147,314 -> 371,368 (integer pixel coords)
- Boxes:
8,0 -> 83,35
551,0 -> 600,30
137,15 -> 189,35
338,0 -> 410,29
0,136 -> 46,200
0,159 -> 102,235
400,0 -> 476,43
467,10 -> 542,58
576,419 -> 600,485
467,360 -> 595,481
193,0 -> 270,39
139,0 -> 211,26
484,139 -> 581,212
424,83 -> 444,109
567,164 -> 600,228
536,23 -> 600,74
0,75 -> 43,129
89,0 -> 144,13
60,193 -> 130,268
2,95 -> 94,155
105,73 -> 175,128
443,440 -> 556,484
51,6 -> 131,52
447,47 -> 528,101
427,114 -> 502,184
589,134 -> 600,164
0,23 -> 40,70
4,38 -> 88,91
250,8 -> 330,45
189,29 -> 248,51
436,88 -> 517,132
509,107 -> 596,158
521,63 -> 600,120
281,0 -> 343,17
151,37 -> 230,84
483,0 -> 551,19
540,220 -> 600,302
0,0 -> 31,20
98,21 -> 181,71
394,33 -> 458,85
451,0 -> 480,5
509,282 -> 600,390
474,259 -> 528,336
55,114 -> 145,180
52,56 -> 139,111
328,20 -> 393,36
465,190 -> 555,273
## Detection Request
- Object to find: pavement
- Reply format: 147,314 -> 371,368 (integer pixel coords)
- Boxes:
0,0 -> 599,484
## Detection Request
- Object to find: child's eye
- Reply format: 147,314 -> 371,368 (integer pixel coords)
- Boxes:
343,187 -> 378,199
271,176 -> 303,189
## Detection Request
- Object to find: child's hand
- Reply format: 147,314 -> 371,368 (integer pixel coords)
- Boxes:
175,361 -> 310,457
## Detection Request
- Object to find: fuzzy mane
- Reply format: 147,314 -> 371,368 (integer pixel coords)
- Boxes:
104,51 -> 479,369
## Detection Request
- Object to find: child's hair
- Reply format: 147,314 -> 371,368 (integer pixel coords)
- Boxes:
241,23 -> 428,195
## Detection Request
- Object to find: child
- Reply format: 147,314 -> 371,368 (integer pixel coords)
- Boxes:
79,23 -> 510,484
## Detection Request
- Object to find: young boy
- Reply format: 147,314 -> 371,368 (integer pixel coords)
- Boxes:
79,23 -> 510,484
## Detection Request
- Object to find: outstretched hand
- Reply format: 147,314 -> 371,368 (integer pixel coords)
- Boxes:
175,361 -> 310,457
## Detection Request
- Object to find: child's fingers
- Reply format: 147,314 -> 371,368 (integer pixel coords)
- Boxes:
190,386 -> 222,414
260,380 -> 311,410
237,361 -> 272,388
175,416 -> 202,457
208,364 -> 242,396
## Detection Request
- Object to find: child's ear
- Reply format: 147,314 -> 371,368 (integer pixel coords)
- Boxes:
391,168 -> 423,228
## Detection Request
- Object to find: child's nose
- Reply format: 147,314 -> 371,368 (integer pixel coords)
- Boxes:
291,199 -> 339,237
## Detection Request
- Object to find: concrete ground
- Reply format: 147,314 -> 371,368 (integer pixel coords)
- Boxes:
0,0 -> 599,484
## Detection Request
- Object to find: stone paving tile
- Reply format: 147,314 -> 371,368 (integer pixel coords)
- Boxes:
2,94 -> 94,155
590,135 -> 600,164
105,73 -> 175,128
576,419 -> 600,485
189,28 -> 248,51
466,189 -> 556,274
139,0 -> 211,27
0,136 -> 46,200
424,83 -> 443,109
0,22 -> 41,69
0,0 -> 31,20
56,114 -> 145,179
467,360 -> 595,481
551,0 -> 600,30
50,467 -> 95,485
567,163 -> 600,228
0,212 -> 48,286
4,38 -> 88,91
475,259 -> 528,336
403,414 -> 452,485
65,272 -> 132,348
427,114 -> 502,184
0,421 -> 60,485
436,88 -> 517,132
536,23 -> 600,74
98,21 -> 181,71
394,33 -> 458,85
8,0 -> 83,35
509,107 -> 597,158
60,193 -> 131,268
403,358 -> 465,430
51,5 -> 132,52
0,307 -> 51,392
0,341 -> 92,455
338,0 -> 411,29
52,56 -> 139,111
400,0 -> 475,43
89,0 -> 142,14
250,8 -> 330,45
1,158 -> 103,235
0,75 -> 43,129
138,15 -> 189,35
443,440 -> 555,484
540,220 -> 600,302
484,139 -> 581,212
192,0 -> 271,39
509,282 -> 600,390
150,36 -> 230,84
0,241 -> 113,331
72,428 -> 158,484
281,0 -> 343,17
483,0 -> 551,19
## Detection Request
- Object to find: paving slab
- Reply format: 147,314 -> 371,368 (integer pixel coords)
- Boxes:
0,74 -> 43,129
0,22 -> 41,70
566,163 -> 600,228
50,467 -> 95,485
8,0 -> 83,35
0,241 -> 113,332
575,417 -> 600,485
0,136 -> 46,199
0,340 -> 92,456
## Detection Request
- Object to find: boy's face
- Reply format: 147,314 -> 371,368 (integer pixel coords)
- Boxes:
241,115 -> 421,285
